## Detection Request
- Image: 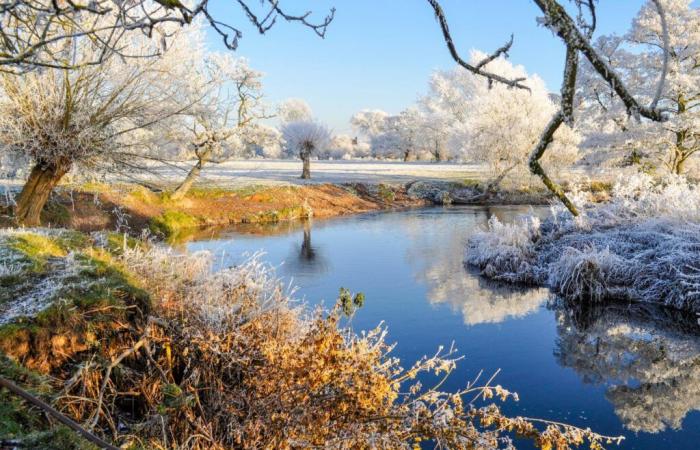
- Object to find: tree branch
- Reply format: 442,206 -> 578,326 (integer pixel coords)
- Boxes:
426,0 -> 529,90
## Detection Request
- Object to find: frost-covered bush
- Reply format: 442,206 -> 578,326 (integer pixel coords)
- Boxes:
548,246 -> 626,302
466,174 -> 700,311
465,215 -> 540,284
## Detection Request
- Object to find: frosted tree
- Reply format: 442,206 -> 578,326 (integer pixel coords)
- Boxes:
579,0 -> 700,175
353,107 -> 448,162
321,134 -> 365,160
351,109 -> 390,141
367,108 -> 427,161
282,120 -> 331,179
170,55 -> 271,200
430,52 -> 579,189
278,98 -> 313,123
0,22 -> 203,225
248,124 -> 284,158
427,0 -> 671,215
0,1 -> 334,73
417,109 -> 452,161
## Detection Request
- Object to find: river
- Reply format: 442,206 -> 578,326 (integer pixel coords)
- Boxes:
187,206 -> 700,450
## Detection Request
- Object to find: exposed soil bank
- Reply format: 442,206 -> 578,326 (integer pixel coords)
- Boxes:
0,179 -> 610,239
0,183 -> 428,239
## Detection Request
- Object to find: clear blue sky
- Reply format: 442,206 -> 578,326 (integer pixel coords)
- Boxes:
205,1 -> 649,133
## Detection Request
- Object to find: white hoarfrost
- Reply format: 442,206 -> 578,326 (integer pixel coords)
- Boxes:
120,246 -> 300,334
466,174 -> 700,311
0,229 -> 93,324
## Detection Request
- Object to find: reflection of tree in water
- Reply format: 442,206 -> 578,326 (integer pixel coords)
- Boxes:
284,220 -> 328,275
429,266 -> 548,325
401,207 -> 548,325
300,223 -> 315,261
554,301 -> 700,433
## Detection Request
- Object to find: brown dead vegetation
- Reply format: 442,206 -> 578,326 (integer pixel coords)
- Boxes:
20,183 -> 427,237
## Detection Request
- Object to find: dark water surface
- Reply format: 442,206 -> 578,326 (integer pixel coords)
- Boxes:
187,206 -> 700,450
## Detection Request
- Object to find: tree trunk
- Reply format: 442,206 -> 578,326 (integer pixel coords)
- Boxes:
672,152 -> 686,175
172,159 -> 204,200
486,162 -> 519,193
300,152 -> 311,179
14,160 -> 71,226
671,99 -> 689,175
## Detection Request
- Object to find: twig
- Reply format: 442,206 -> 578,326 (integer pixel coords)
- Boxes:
0,376 -> 120,450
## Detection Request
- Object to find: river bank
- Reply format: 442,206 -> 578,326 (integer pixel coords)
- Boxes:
0,178 -> 612,240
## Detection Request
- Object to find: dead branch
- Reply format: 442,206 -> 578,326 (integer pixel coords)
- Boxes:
0,376 -> 120,450
0,1 -> 335,72
426,0 -> 529,90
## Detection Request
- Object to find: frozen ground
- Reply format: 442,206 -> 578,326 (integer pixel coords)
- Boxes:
0,159 -> 613,191
127,159 -> 611,189
142,159 -> 488,188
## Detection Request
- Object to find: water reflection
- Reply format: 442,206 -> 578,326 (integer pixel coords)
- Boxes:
402,206 -> 549,325
284,220 -> 329,275
554,300 -> 700,433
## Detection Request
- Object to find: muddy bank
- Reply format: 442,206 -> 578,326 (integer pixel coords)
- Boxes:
1,183 -> 427,239
0,180 -> 607,239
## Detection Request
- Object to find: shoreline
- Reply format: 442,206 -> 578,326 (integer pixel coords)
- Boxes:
0,179 -> 596,239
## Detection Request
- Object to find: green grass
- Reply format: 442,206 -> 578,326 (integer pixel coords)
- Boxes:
240,205 -> 308,224
8,234 -> 67,271
149,210 -> 201,236
230,185 -> 269,198
0,231 -> 151,367
186,186 -> 238,199
377,184 -> 396,202
461,178 -> 482,189
103,232 -> 146,256
589,181 -> 613,194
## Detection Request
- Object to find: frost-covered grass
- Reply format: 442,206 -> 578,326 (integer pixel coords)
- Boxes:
0,228 -> 145,325
0,228 -> 620,449
0,229 -> 150,376
466,174 -> 700,311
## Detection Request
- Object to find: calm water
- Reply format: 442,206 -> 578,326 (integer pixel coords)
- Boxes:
187,206 -> 700,450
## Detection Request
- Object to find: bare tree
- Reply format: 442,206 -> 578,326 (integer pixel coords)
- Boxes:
427,0 -> 670,216
0,22 -> 203,226
170,54 -> 272,200
0,1 -> 335,73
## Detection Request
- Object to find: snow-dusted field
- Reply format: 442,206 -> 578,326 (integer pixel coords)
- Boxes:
128,159 -> 609,189
141,159 -> 487,188
0,159 -> 612,191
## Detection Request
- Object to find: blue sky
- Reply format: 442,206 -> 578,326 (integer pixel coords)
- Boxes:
205,1 -> 649,133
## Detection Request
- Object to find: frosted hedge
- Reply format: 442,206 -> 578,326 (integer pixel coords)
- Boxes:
465,174 -> 700,311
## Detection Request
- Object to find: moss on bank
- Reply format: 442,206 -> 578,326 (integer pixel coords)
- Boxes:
0,230 -> 150,373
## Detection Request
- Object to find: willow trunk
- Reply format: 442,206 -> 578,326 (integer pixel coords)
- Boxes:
171,160 -> 203,200
300,151 -> 311,179
14,161 -> 71,226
